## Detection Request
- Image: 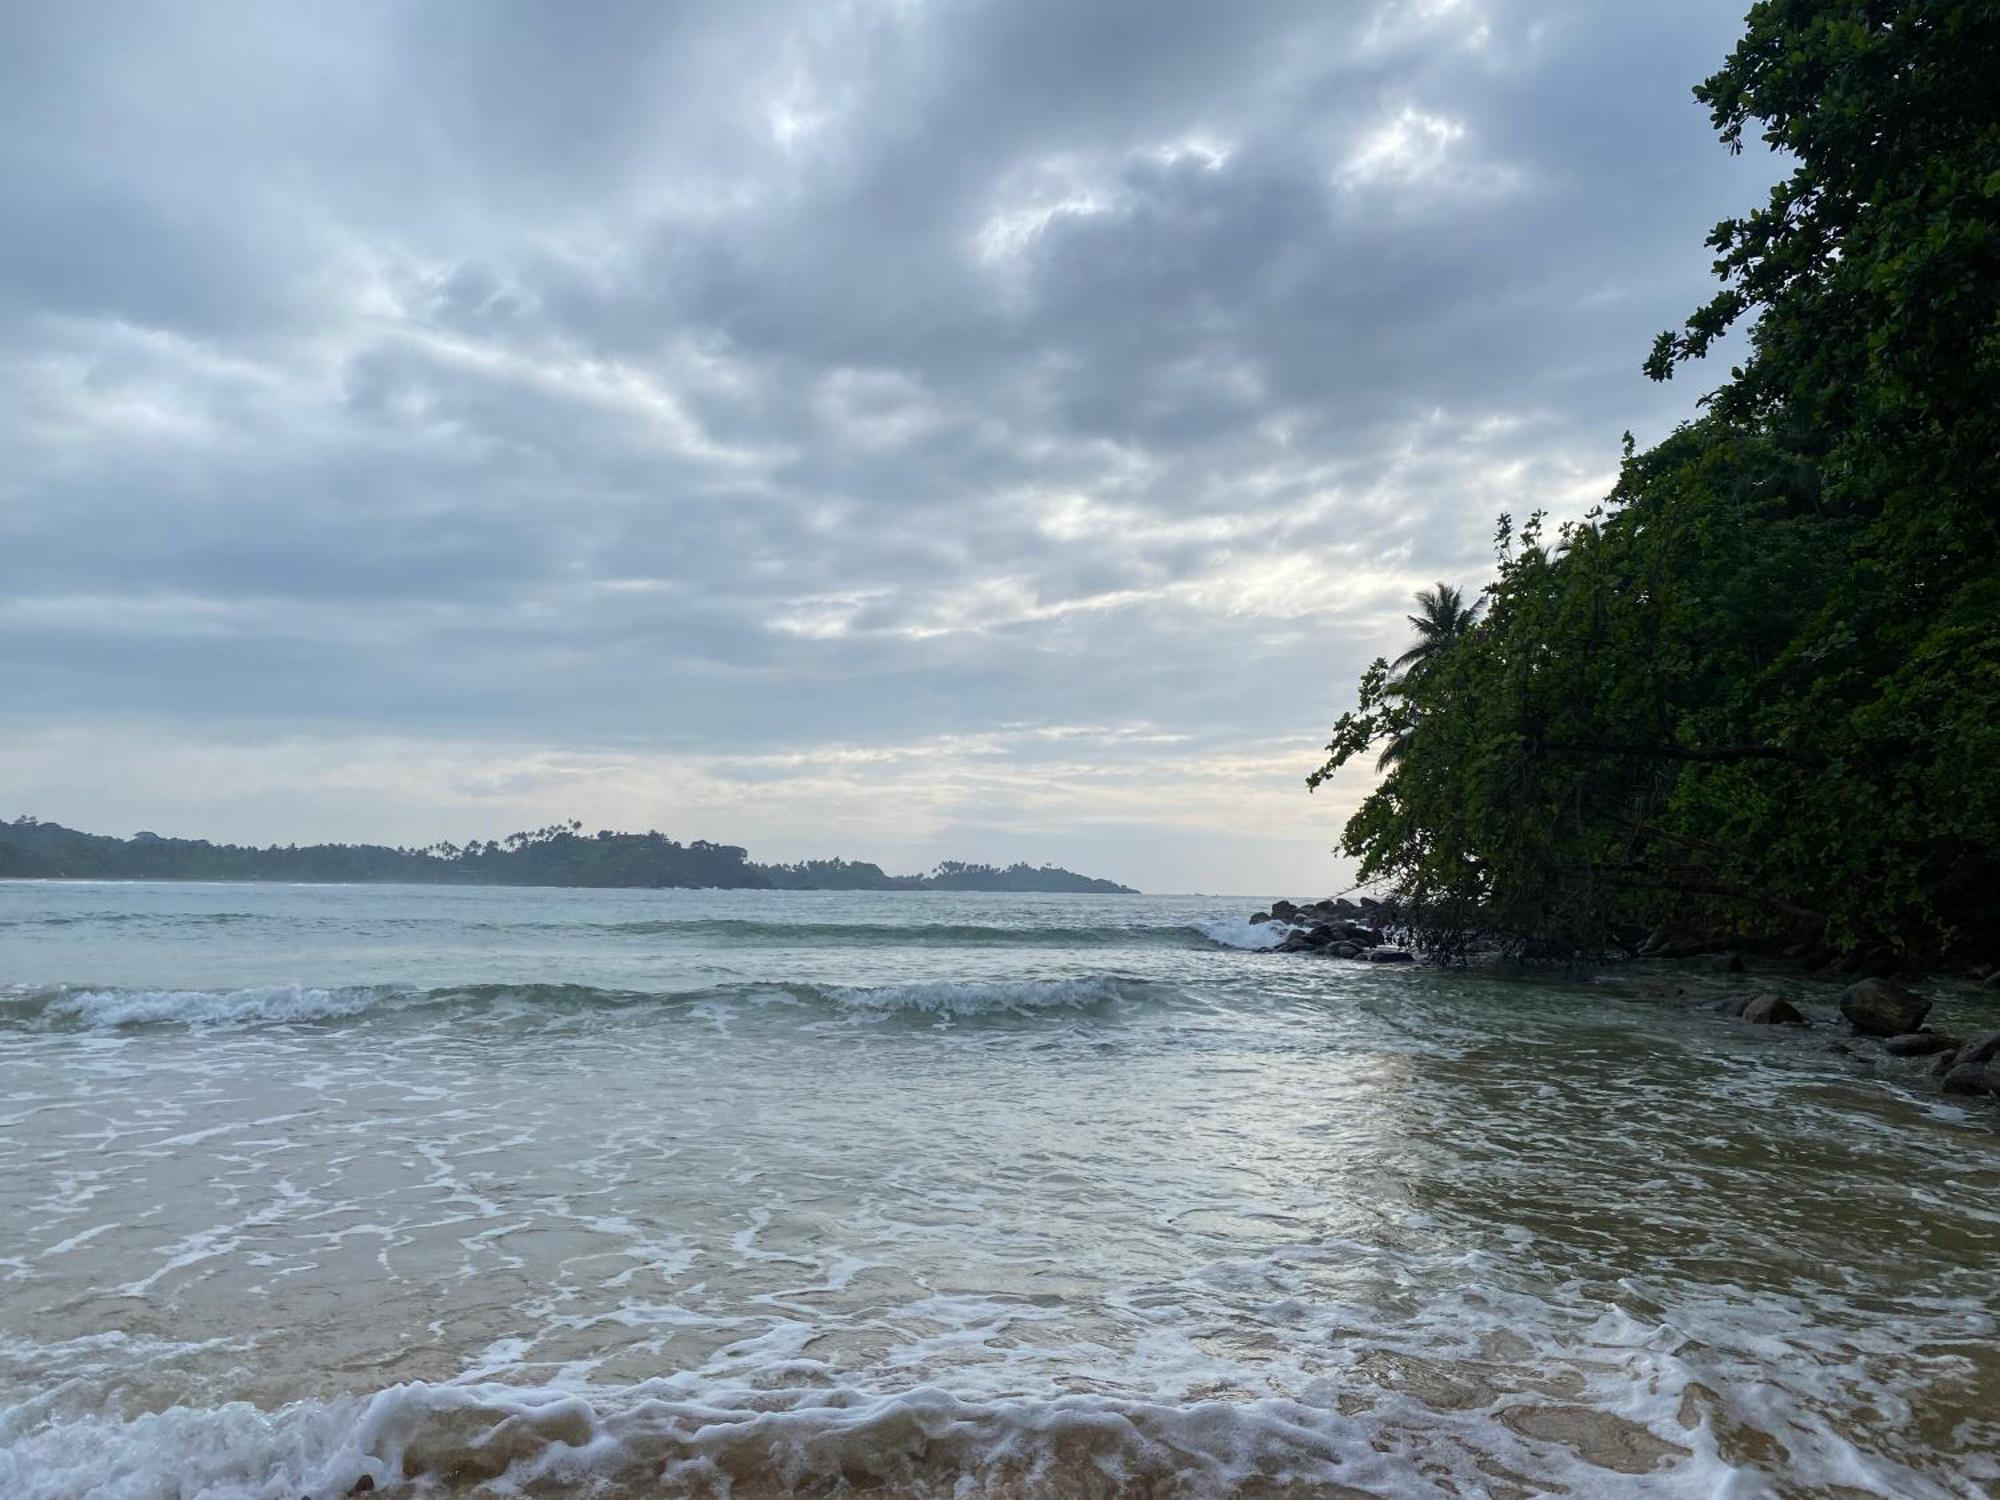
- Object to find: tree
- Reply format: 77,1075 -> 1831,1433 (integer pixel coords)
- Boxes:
1390,584 -> 1482,674
1313,0 -> 2000,963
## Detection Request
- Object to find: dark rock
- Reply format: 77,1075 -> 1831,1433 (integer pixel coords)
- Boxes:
1708,995 -> 1748,1015
1953,1030 -> 2000,1071
1365,946 -> 1414,963
1248,911 -> 1271,925
1302,923 -> 1337,947
1740,995 -> 1805,1025
1941,1062 -> 1999,1097
350,1479 -> 376,1497
1837,978 -> 1930,1037
1270,900 -> 1298,922
1852,946 -> 1902,978
1981,967 -> 2000,989
1883,1032 -> 1956,1057
1276,932 -> 1318,953
1334,898 -> 1360,914
1709,952 -> 1746,974
1327,941 -> 1362,959
1650,936 -> 1726,960
1341,924 -> 1385,947
1358,896 -> 1382,909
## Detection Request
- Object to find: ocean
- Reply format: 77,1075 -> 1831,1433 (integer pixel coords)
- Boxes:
1,880 -> 1995,1498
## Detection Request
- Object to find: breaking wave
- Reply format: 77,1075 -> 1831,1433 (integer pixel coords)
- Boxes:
0,1375 -> 1578,1500
1194,916 -> 1289,950
0,974 -> 1175,1031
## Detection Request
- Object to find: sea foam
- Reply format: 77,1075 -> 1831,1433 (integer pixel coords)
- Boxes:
40,984 -> 392,1028
1195,916 -> 1289,950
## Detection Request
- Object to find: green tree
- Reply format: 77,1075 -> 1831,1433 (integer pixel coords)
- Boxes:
1313,0 -> 2000,964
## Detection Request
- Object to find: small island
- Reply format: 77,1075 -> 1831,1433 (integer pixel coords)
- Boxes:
0,816 -> 1136,894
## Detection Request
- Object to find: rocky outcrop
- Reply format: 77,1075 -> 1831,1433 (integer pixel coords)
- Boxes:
1882,1031 -> 1956,1057
1249,897 -> 1411,962
1740,994 -> 1805,1025
1837,978 -> 1930,1037
1938,1030 -> 2000,1096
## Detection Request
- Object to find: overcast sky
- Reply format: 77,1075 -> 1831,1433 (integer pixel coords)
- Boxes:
0,0 -> 1768,894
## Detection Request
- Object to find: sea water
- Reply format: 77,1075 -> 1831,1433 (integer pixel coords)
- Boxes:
1,880 -> 1995,1498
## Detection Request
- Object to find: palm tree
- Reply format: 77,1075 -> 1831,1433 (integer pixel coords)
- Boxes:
1377,583 -> 1481,771
1390,583 -> 1481,674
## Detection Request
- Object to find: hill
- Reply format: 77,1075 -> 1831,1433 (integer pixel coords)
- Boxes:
0,817 -> 1136,894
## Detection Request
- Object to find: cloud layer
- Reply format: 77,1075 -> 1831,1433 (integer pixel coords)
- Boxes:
0,0 -> 1765,892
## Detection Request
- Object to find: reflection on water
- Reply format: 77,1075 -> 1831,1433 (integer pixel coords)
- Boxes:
0,881 -> 1996,1497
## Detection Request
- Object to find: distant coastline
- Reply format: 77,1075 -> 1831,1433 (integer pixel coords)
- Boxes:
0,817 -> 1136,894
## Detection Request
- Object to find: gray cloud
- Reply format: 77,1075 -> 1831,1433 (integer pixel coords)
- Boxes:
0,0 -> 1768,890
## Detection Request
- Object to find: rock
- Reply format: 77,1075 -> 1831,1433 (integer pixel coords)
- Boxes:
1981,967 -> 2000,989
1740,995 -> 1805,1025
1883,1032 -> 1956,1057
1276,932 -> 1319,953
1270,900 -> 1298,922
1327,941 -> 1362,959
1941,1061 -> 1999,1097
1837,978 -> 1930,1037
1708,995 -> 1749,1016
1709,952 -> 1746,974
1953,1030 -> 2000,1071
1302,923 -> 1337,947
1340,923 -> 1385,947
1248,910 -> 1271,925
1358,896 -> 1382,909
1851,946 -> 1901,978
1365,946 -> 1414,963
1334,898 -> 1360,914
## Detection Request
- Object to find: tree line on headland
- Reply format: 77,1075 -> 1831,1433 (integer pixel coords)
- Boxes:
1313,1 -> 2000,968
0,817 -> 1135,894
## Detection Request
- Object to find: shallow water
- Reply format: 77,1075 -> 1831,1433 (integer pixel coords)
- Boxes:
1,881 -> 1996,1498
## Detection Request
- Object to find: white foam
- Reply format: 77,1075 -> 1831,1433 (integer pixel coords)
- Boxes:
43,985 -> 389,1028
0,1379 -> 1418,1500
1195,916 -> 1289,950
821,975 -> 1138,1015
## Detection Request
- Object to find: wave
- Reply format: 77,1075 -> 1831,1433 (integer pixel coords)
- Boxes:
821,974 -> 1146,1015
0,975 -> 1173,1032
0,1377 -> 1448,1500
1195,916 -> 1289,950
593,917 -> 1190,947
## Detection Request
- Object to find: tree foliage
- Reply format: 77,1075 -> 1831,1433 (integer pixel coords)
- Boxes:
1314,0 -> 2000,963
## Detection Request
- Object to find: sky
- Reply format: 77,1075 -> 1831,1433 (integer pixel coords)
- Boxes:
0,0 -> 1771,895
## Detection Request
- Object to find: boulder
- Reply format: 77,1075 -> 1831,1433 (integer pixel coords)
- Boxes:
1837,978 -> 1930,1037
1327,941 -> 1362,959
1248,910 -> 1271,925
1883,1032 -> 1956,1057
1940,1061 -> 1999,1097
1358,896 -> 1382,910
1740,994 -> 1805,1025
1334,898 -> 1360,914
1302,923 -> 1338,947
1365,946 -> 1414,963
1341,924 -> 1385,947
1709,952 -> 1746,975
1953,1030 -> 2000,1071
1270,900 -> 1298,922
